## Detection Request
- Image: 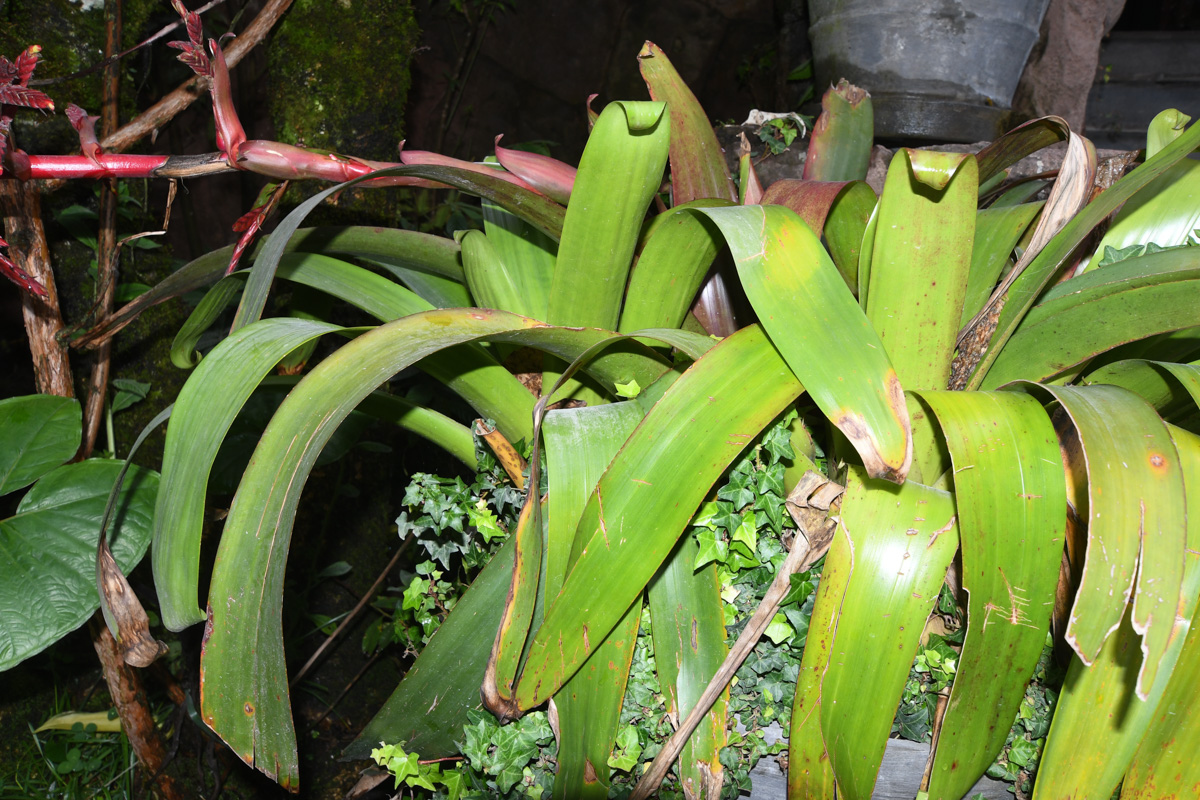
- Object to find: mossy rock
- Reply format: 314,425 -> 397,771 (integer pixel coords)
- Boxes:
0,0 -> 158,154
268,0 -> 419,163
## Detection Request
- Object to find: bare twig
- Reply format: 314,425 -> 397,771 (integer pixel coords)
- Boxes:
289,540 -> 412,689
80,0 -> 123,460
631,532 -> 813,800
631,472 -> 842,800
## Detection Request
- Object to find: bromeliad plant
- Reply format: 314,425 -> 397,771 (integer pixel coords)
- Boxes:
8,5 -> 1200,798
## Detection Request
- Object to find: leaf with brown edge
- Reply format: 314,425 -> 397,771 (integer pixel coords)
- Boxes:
694,204 -> 912,483
97,534 -> 166,668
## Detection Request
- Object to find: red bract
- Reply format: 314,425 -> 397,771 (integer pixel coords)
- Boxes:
167,0 -> 211,77
207,39 -> 245,159
0,47 -> 53,111
66,103 -> 103,165
227,182 -> 287,275
399,145 -> 540,194
0,239 -> 48,298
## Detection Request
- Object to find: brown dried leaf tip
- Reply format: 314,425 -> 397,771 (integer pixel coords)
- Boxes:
97,532 -> 168,668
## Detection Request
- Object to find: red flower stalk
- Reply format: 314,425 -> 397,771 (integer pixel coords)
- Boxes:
493,135 -> 575,205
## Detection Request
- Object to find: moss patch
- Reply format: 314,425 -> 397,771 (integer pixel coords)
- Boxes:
0,0 -> 158,153
268,0 -> 419,163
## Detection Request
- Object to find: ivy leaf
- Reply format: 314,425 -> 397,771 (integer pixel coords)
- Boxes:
1008,736 -> 1038,768
614,378 -> 642,398
441,769 -> 464,800
763,613 -> 795,645
607,725 -> 643,772
468,501 -> 506,543
757,461 -> 786,497
731,510 -> 758,553
694,530 -> 728,569
781,572 -> 815,607
110,378 -> 151,415
402,576 -> 429,611
761,416 -> 796,463
692,500 -> 720,529
712,501 -> 742,533
754,490 -> 785,535
717,468 -> 756,510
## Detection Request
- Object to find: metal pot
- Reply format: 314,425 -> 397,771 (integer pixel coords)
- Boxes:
808,0 -> 1051,142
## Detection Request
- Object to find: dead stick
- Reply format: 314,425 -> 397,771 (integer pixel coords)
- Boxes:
0,182 -> 72,396
102,0 -> 293,154
80,0 -> 123,460
630,531 -> 813,800
289,539 -> 411,689
91,621 -> 183,800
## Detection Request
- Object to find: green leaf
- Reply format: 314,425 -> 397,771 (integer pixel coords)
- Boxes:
613,379 -> 640,398
606,725 -> 643,773
648,533 -> 728,796
824,181 -> 878,295
968,115 -> 1200,390
110,378 -> 151,414
803,79 -> 874,182
459,229 -> 533,316
1013,383 -> 1185,696
960,202 -> 1043,328
866,150 -> 977,391
154,318 -> 345,631
547,100 -> 669,333
763,613 -> 795,645
0,395 -> 81,496
697,204 -> 912,482
514,324 -> 803,710
983,248 -> 1200,387
1083,111 -> 1200,273
544,100 -> 669,403
196,311 -> 670,784
618,201 -> 730,335
480,199 -> 556,320
819,470 -> 959,800
0,461 -> 158,671
1035,423 -> 1200,800
273,252 -> 536,441
345,538 -> 516,761
916,390 -> 1066,800
538,402 -> 646,799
